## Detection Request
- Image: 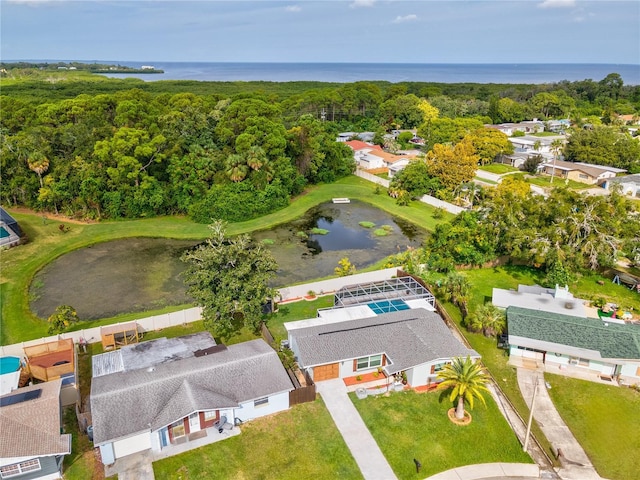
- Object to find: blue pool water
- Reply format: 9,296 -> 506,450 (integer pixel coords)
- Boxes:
0,227 -> 10,239
368,299 -> 410,315
0,357 -> 20,375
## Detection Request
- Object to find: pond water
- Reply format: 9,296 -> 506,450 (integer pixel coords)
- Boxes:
30,201 -> 426,319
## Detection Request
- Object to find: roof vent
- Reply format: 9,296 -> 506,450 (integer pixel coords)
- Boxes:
147,367 -> 155,373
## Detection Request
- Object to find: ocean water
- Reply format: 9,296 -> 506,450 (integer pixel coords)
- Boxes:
97,62 -> 640,85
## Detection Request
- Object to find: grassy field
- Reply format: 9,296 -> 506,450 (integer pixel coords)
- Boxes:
153,399 -> 362,480
0,176 -> 450,345
352,389 -> 533,479
478,164 -> 520,174
526,175 -> 594,190
546,374 -> 640,480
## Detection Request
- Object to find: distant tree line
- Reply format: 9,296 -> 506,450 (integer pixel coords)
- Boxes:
1,73 -> 638,220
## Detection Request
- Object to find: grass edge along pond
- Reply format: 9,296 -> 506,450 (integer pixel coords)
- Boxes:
152,397 -> 363,480
351,389 -> 533,479
1,175 -> 450,345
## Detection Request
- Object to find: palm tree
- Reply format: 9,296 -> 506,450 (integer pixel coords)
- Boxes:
437,356 -> 490,420
225,154 -> 248,182
549,139 -> 563,185
28,153 -> 50,188
245,145 -> 267,171
441,272 -> 471,319
467,303 -> 506,337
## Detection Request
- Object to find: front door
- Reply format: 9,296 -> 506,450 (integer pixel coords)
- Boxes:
189,412 -> 201,433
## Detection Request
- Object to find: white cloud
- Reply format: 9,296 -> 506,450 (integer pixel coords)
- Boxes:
392,14 -> 418,24
285,5 -> 301,13
350,0 -> 375,9
538,0 -> 576,8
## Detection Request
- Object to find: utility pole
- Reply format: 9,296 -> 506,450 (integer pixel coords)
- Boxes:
523,376 -> 539,452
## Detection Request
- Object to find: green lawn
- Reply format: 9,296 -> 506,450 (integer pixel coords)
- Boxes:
478,164 -> 520,174
153,399 -> 362,480
1,176 -> 450,345
525,175 -> 593,190
352,389 -> 532,479
545,374 -> 640,480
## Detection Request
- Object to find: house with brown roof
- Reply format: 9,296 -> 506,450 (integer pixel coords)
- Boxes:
540,159 -> 619,184
0,380 -> 71,479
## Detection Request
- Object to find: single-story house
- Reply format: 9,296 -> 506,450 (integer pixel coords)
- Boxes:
285,308 -> 479,388
337,132 -> 375,143
492,284 -> 588,318
486,121 -> 544,136
508,135 -> 564,154
0,380 -> 71,479
539,159 -> 618,185
601,173 -> 640,198
388,159 -> 411,178
90,334 -> 293,464
0,207 -> 24,249
507,306 -> 640,386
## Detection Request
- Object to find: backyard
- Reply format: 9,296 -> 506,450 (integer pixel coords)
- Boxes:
351,389 -> 533,479
0,176 -> 450,345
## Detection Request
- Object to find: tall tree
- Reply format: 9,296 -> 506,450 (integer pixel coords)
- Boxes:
437,356 -> 490,420
425,138 -> 479,193
181,221 -> 278,339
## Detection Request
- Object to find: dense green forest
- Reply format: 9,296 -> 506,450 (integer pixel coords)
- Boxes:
1,72 -> 639,222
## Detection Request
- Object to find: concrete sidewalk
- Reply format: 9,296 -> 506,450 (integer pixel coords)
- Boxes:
517,369 -> 605,480
316,379 -> 397,480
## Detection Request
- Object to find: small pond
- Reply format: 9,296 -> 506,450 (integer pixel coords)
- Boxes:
30,201 -> 426,319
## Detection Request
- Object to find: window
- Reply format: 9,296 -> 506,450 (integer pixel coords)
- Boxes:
430,362 -> 447,374
1,459 -> 41,478
579,358 -> 590,367
203,410 -> 217,421
356,354 -> 382,371
579,174 -> 588,179
254,397 -> 269,407
171,420 -> 185,438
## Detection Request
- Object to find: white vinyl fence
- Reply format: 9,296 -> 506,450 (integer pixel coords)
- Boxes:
1,268 -> 403,358
354,170 -> 464,215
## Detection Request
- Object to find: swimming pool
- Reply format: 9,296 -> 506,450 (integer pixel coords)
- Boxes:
0,227 -> 10,239
0,357 -> 20,375
368,299 -> 410,314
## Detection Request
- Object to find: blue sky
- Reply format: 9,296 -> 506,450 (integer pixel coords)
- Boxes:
1,0 -> 639,64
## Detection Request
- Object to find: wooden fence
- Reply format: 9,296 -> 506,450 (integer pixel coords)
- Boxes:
289,370 -> 316,406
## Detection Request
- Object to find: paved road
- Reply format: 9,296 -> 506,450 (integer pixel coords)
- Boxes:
316,379 -> 398,480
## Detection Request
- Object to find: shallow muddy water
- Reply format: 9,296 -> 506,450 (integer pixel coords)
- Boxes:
30,201 -> 426,319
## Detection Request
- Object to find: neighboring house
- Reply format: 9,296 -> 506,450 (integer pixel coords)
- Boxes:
286,304 -> 479,389
337,132 -> 375,143
539,159 -> 618,185
601,173 -> 640,198
546,119 -> 571,134
0,380 -> 71,480
508,135 -> 564,155
90,334 -> 293,464
492,284 -> 588,318
499,152 -> 544,169
0,207 -> 24,249
388,158 -> 411,178
486,121 -> 544,136
507,306 -> 640,386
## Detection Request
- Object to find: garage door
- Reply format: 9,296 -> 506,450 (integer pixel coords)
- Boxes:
314,363 -> 339,381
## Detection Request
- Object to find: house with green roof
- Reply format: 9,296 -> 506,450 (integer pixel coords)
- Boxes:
506,306 -> 640,386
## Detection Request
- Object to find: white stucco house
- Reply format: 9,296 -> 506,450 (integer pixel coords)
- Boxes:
90,334 -> 293,464
285,278 -> 479,389
601,173 -> 640,198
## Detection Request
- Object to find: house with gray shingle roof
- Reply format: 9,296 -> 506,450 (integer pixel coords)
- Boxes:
285,308 -> 478,388
90,335 -> 293,464
0,379 -> 71,479
507,306 -> 640,386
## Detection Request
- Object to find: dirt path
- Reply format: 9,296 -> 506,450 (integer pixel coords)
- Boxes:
8,206 -> 95,225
